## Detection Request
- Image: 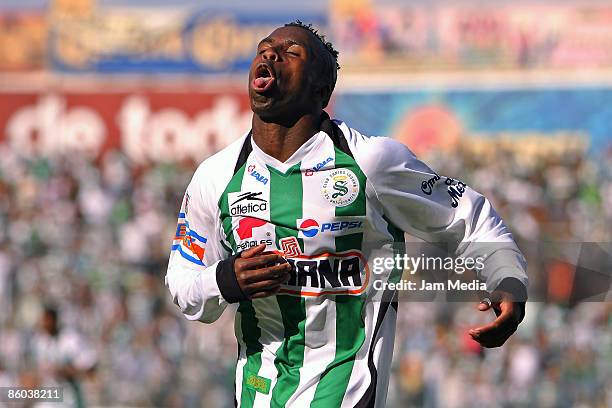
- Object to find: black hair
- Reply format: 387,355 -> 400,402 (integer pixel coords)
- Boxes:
43,304 -> 59,320
284,20 -> 340,107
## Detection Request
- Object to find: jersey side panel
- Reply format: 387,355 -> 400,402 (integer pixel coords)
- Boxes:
239,155 -> 285,408
218,161 -> 264,408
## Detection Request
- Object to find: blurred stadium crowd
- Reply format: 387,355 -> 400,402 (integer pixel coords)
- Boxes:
0,138 -> 609,407
1,0 -> 612,407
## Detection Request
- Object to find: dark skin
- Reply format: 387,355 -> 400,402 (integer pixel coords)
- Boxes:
234,25 -> 521,347
470,292 -> 522,348
249,26 -> 332,161
235,26 -> 332,299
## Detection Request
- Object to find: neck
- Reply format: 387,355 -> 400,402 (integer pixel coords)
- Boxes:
251,113 -> 321,162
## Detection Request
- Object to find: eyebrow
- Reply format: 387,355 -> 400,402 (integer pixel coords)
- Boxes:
257,37 -> 307,48
258,37 -> 273,46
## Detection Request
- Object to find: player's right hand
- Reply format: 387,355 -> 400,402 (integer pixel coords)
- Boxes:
234,244 -> 292,299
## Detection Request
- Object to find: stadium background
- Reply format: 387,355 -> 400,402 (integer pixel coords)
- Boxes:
0,0 -> 610,407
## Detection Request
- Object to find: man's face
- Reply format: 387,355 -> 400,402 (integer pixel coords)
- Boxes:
249,26 -> 324,120
41,311 -> 58,335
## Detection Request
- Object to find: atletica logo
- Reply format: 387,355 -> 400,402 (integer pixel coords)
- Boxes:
297,218 -> 363,239
231,202 -> 267,216
247,164 -> 269,185
230,191 -> 267,216
321,168 -> 359,207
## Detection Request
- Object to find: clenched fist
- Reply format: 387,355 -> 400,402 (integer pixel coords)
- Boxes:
234,244 -> 292,299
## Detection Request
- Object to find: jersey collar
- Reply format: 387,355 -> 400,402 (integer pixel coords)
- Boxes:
250,130 -> 328,173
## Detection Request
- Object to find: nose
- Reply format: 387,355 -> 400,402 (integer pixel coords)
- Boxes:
262,47 -> 279,62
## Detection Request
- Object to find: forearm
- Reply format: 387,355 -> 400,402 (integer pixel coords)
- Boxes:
165,260 -> 228,323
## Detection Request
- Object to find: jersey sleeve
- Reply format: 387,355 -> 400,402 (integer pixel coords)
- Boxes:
361,135 -> 528,298
61,331 -> 97,372
165,166 -> 230,323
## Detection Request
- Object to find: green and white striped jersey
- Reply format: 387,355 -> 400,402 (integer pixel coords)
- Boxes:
166,119 -> 527,407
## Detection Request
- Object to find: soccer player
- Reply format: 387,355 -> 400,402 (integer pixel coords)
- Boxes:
32,305 -> 98,407
166,21 -> 528,407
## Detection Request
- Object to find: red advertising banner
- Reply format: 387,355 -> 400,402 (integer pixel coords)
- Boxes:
0,89 -> 253,163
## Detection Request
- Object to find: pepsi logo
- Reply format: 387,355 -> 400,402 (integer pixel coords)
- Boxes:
297,218 -> 364,239
299,219 -> 319,238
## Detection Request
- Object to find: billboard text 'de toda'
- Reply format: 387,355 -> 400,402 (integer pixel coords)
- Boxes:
0,91 -> 252,163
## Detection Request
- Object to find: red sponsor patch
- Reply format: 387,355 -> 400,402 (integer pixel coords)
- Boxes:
237,217 -> 267,240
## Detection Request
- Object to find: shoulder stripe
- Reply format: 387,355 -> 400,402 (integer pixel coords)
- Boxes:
235,132 -> 253,175
321,112 -> 354,158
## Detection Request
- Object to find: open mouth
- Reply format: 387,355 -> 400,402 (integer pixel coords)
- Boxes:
252,63 -> 276,93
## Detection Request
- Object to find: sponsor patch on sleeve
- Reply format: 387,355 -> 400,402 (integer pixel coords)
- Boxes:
420,173 -> 467,208
172,212 -> 207,266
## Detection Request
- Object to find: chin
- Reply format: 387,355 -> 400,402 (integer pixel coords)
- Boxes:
249,91 -> 305,123
253,108 -> 285,123
250,99 -> 274,117
250,92 -> 281,117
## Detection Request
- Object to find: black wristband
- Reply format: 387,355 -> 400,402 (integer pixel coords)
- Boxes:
494,277 -> 528,322
495,277 -> 528,302
216,252 -> 247,304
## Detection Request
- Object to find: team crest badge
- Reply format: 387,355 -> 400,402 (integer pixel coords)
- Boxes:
321,169 -> 359,207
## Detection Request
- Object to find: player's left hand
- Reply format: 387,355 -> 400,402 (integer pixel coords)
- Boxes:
468,290 -> 522,348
